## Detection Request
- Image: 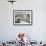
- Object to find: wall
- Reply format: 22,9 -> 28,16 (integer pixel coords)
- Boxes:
0,0 -> 46,42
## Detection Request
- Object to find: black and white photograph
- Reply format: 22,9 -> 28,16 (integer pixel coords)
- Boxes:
13,10 -> 32,25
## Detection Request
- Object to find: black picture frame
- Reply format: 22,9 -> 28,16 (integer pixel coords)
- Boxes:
13,10 -> 33,26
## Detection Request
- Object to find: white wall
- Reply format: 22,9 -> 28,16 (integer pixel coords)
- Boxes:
0,0 -> 46,42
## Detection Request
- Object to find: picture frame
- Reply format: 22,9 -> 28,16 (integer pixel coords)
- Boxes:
13,10 -> 33,26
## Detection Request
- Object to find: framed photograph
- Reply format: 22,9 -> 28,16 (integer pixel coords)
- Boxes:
13,10 -> 32,25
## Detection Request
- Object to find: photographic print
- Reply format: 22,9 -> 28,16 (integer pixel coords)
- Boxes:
13,10 -> 32,25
